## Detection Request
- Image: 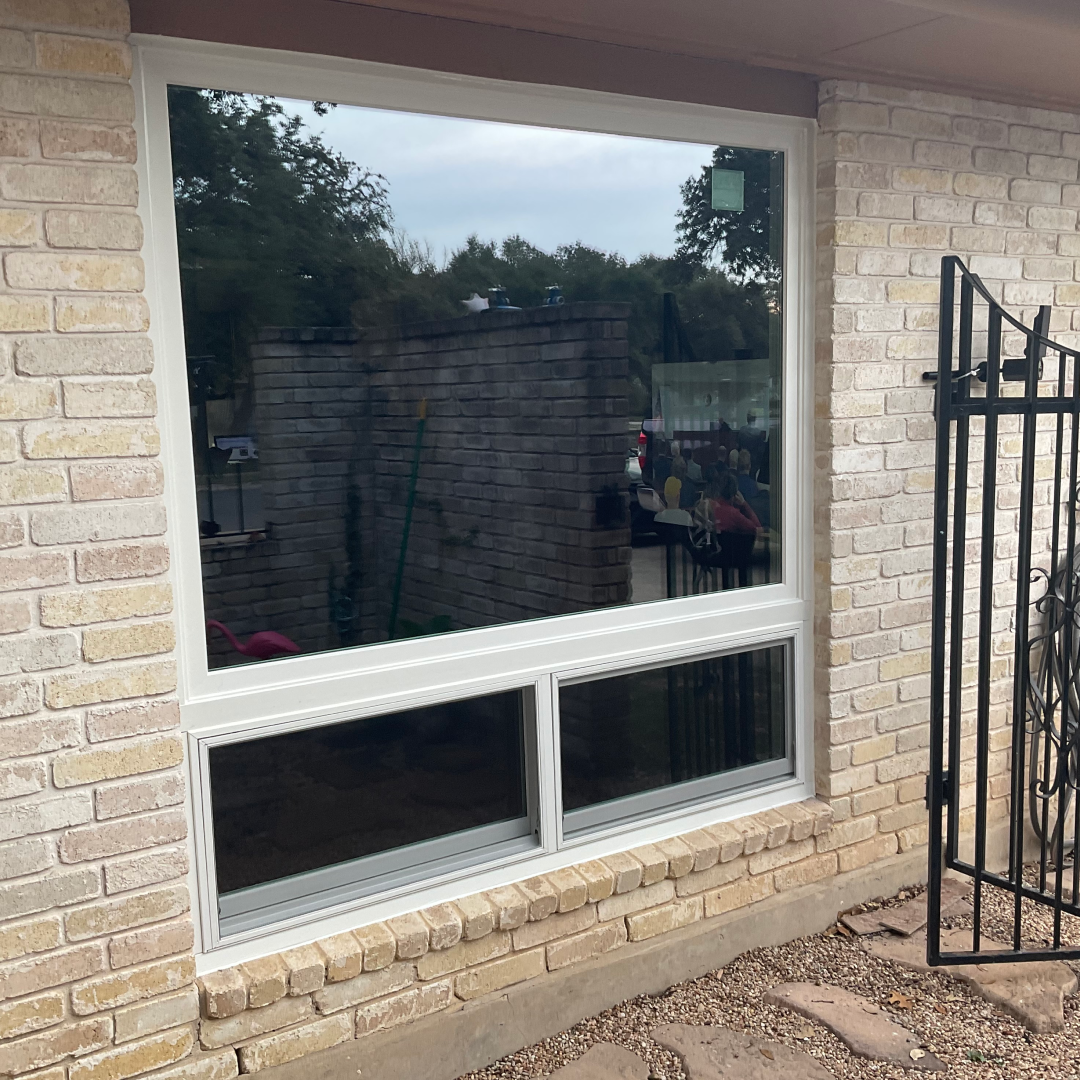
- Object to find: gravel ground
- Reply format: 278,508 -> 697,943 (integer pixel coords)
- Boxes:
461,876 -> 1080,1080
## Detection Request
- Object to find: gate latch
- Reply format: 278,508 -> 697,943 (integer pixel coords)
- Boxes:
925,771 -> 951,809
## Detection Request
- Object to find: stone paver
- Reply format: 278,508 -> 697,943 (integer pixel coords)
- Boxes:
878,880 -> 972,937
547,1043 -> 649,1079
862,928 -> 1077,1033
652,1024 -> 834,1080
763,982 -> 944,1071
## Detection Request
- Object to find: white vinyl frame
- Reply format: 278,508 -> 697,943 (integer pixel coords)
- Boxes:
130,33 -> 817,970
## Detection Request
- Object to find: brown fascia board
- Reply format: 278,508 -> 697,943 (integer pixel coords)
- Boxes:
128,0 -> 818,119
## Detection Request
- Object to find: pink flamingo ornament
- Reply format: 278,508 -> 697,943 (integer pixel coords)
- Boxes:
206,620 -> 301,661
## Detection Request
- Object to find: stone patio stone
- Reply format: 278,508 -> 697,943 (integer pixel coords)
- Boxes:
763,982 -> 944,1071
878,879 -> 972,937
862,928 -> 1077,1033
547,1043 -> 649,1079
651,1024 -> 834,1079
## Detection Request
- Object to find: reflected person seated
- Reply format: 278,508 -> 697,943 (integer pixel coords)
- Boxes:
737,449 -> 769,529
709,470 -> 761,536
739,410 -> 768,477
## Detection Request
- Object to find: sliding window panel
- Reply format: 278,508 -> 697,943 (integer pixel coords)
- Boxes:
209,688 -> 535,936
559,643 -> 791,836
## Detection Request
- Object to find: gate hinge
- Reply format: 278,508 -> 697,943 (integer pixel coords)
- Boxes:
925,771 -> 950,809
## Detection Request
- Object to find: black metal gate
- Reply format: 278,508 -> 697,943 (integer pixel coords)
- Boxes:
928,255 -> 1080,964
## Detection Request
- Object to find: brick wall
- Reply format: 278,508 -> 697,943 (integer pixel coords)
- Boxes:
0,3 -> 193,1080
815,79 -> 1080,854
201,306 -> 631,664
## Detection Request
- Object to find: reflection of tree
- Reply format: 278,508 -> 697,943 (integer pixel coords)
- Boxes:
676,146 -> 783,283
169,90 -> 778,422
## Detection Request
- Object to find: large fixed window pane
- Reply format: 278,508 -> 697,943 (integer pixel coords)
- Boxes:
559,644 -> 790,835
168,87 -> 784,667
209,689 -> 531,935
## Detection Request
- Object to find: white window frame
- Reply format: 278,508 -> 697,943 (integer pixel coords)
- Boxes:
131,34 -> 817,968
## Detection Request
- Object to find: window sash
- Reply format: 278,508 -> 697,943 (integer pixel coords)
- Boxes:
132,36 -> 815,960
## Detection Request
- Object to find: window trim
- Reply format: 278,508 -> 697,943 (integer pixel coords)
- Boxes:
132,34 -> 817,966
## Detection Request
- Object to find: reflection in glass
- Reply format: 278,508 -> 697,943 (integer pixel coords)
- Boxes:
168,88 -> 784,666
208,690 -> 527,897
559,645 -> 788,821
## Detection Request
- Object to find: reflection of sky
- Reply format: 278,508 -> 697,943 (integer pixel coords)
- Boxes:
285,98 -> 716,264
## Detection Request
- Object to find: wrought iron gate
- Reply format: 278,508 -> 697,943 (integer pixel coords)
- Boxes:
928,255 -> 1080,964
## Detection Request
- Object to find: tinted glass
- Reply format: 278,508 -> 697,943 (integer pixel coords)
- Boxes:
559,645 -> 788,815
168,87 -> 784,667
209,690 -> 526,895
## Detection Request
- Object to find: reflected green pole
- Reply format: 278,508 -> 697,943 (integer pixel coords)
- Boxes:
388,398 -> 427,640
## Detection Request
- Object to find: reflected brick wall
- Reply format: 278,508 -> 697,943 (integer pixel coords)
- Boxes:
199,303 -> 631,662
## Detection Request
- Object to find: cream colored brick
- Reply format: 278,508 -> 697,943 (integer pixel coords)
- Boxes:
201,996 -> 312,1050
573,860 -> 616,902
198,968 -> 246,1020
517,876 -> 559,921
0,28 -> 29,67
354,922 -> 396,972
703,874 -> 775,918
23,419 -> 159,458
15,336 -> 153,377
0,117 -> 35,157
774,852 -> 841,891
893,167 -> 951,193
777,803 -> 816,842
5,252 -> 143,292
0,790 -> 92,842
0,943 -> 105,1001
0,837 -> 54,883
626,896 -> 702,942
240,955 -> 288,1008
600,851 -> 643,894
153,1051 -> 237,1080
63,377 -> 156,418
82,620 -> 175,663
316,933 -> 363,983
103,844 -> 187,891
280,945 -> 325,996
546,867 -> 588,912
114,987 -> 198,1044
45,209 -> 142,250
703,821 -> 745,862
0,674 -> 40,718
58,807 -> 186,863
30,501 -> 165,545
850,733 -> 897,765
0,295 -> 49,332
420,904 -> 462,950
354,979 -> 453,1037
0,758 -> 45,797
0,208 -> 36,246
837,833 -> 900,872
40,582 -> 171,627
35,33 -> 131,77
898,822 -> 929,851
889,223 -> 949,248
41,120 -> 137,163
483,885 -> 529,928
747,837 -> 814,875
415,930 -> 510,981
0,162 -> 136,205
72,955 -> 194,1016
679,828 -> 720,871
454,947 -> 545,1001
44,658 -> 176,708
76,539 -> 169,581
886,279 -> 939,303
387,911 -> 428,958
627,843 -> 668,884
56,295 -> 149,334
546,920 -> 627,971
87,698 -> 178,742
313,961 -> 413,1015
0,866 -> 99,923
675,857 -> 748,898
0,1016 -> 111,1078
69,1027 -> 192,1080
753,810 -> 791,849
0,712 -> 79,759
834,220 -> 889,246
237,1014 -> 351,1073
596,879 -> 675,921
511,903 -> 595,951
453,892 -> 495,940
64,884 -> 188,942
109,918 -> 193,970
0,989 -> 64,1041
734,816 -> 770,856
